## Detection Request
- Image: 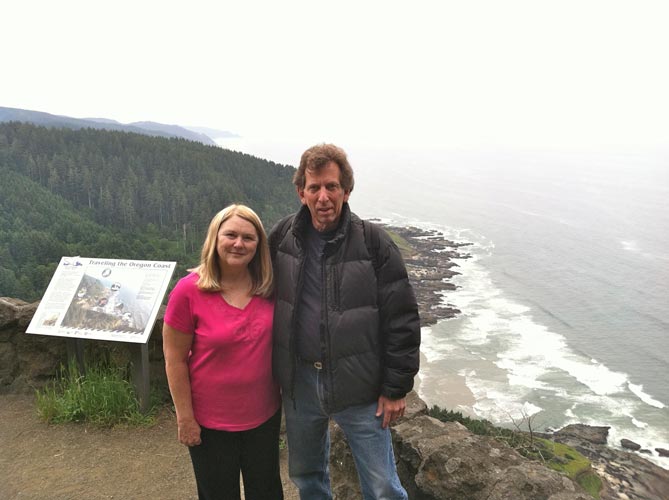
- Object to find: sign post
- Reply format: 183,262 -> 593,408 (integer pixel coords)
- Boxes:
131,342 -> 151,413
27,256 -> 176,413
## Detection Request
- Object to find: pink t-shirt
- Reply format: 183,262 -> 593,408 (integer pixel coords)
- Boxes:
164,273 -> 280,431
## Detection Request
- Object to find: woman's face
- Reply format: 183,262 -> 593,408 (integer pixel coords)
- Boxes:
216,215 -> 259,271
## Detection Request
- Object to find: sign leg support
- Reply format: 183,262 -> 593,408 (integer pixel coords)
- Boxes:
131,342 -> 151,414
65,338 -> 85,373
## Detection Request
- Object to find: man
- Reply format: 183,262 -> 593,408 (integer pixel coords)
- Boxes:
269,143 -> 420,499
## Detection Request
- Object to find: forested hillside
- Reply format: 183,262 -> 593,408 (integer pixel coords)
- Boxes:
0,122 -> 299,301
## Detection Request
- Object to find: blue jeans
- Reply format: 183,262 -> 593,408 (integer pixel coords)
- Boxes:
283,361 -> 407,500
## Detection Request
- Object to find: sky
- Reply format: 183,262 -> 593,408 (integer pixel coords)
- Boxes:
2,0 -> 668,164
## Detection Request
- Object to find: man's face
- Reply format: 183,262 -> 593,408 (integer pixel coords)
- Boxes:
298,161 -> 350,232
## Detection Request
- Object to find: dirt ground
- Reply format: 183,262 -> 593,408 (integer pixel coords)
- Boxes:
0,394 -> 299,500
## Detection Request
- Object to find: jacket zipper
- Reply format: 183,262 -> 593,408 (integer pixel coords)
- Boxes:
320,252 -> 336,411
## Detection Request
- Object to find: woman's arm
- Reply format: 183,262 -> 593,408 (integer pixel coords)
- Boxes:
163,323 -> 201,446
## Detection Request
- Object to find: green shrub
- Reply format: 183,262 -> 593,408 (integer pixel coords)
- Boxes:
427,405 -> 525,446
35,359 -> 156,427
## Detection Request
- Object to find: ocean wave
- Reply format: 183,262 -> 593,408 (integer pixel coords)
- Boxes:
420,326 -> 456,363
445,246 -> 630,398
628,382 -> 666,409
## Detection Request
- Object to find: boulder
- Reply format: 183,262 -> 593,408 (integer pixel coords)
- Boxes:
0,297 -> 23,326
392,415 -> 591,500
330,401 -> 591,500
330,410 -> 669,500
554,424 -> 610,445
621,439 -> 642,451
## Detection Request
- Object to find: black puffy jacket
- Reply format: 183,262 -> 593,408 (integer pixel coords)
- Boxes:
269,204 -> 420,413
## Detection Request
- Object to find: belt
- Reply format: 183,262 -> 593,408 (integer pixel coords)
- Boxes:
297,356 -> 323,370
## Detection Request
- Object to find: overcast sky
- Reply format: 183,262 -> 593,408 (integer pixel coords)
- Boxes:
3,0 -> 668,158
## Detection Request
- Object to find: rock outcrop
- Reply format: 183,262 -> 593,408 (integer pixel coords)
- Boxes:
394,416 -> 591,500
328,395 -> 669,500
553,424 -> 669,500
331,392 -> 591,499
0,297 -> 53,392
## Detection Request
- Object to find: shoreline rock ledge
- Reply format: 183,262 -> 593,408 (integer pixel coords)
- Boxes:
552,424 -> 669,499
381,223 -> 472,327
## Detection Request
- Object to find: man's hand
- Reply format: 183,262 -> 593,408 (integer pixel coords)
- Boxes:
376,395 -> 406,428
177,417 -> 202,447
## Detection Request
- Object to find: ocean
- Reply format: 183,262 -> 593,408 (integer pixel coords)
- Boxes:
219,138 -> 669,469
352,147 -> 669,470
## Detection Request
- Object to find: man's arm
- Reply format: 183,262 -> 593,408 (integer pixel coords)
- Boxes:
373,225 -> 421,408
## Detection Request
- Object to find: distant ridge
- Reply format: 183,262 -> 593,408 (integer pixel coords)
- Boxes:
186,125 -> 240,139
0,106 -> 224,146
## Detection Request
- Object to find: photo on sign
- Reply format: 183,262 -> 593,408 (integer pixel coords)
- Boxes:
60,272 -> 150,334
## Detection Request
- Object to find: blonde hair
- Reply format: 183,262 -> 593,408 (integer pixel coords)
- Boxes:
191,204 -> 273,298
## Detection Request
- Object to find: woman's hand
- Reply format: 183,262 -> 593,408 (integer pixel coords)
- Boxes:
177,416 -> 202,447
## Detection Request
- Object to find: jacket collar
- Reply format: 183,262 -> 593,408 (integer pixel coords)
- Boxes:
292,203 -> 352,250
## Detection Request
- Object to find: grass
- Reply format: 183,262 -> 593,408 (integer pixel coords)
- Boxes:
385,229 -> 413,257
35,359 -> 158,427
428,405 -> 602,498
538,438 -> 602,499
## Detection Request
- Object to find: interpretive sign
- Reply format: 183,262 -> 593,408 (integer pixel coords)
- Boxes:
27,257 -> 176,344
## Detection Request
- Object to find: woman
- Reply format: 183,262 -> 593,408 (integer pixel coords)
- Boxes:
163,204 -> 283,500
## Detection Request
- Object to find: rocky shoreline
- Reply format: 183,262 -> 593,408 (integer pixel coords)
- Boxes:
381,223 -> 472,326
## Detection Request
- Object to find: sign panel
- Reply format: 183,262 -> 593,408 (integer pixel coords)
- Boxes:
27,257 -> 176,343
